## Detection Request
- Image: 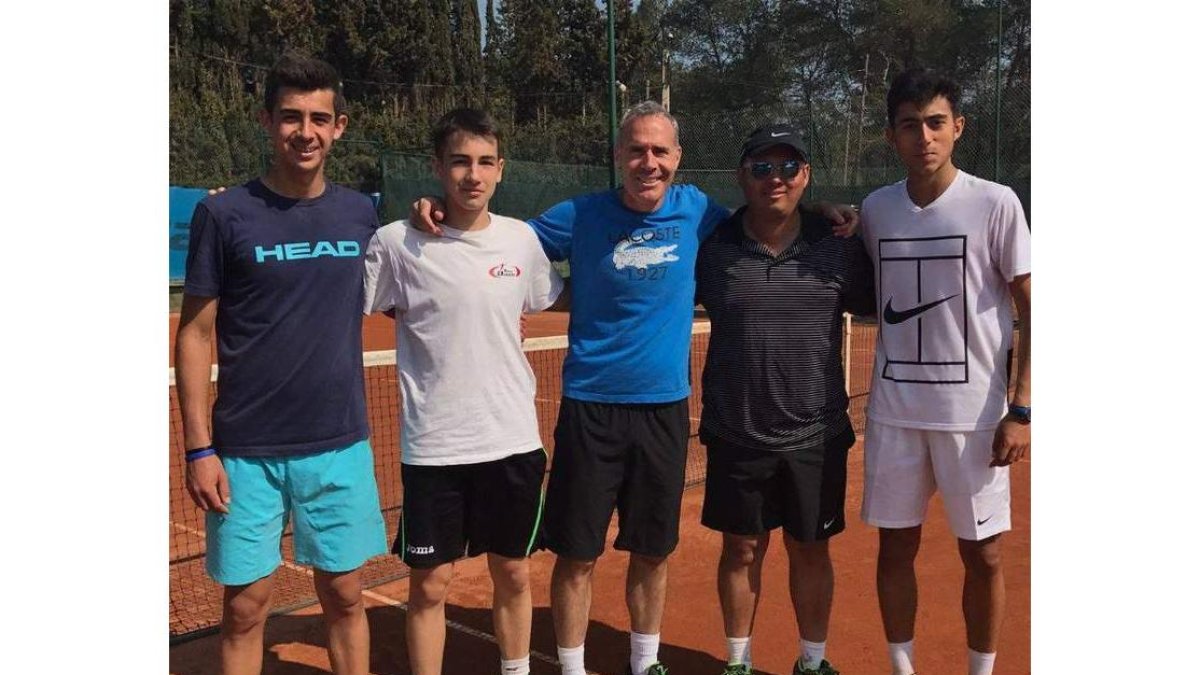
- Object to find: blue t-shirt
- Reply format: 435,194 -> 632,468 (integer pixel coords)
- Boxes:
183,179 -> 379,457
531,184 -> 728,403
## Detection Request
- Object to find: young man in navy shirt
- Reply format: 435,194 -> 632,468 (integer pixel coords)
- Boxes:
175,53 -> 386,675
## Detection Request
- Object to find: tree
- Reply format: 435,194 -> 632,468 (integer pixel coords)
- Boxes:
665,0 -> 793,112
503,0 -> 567,124
450,0 -> 484,98
249,0 -> 325,64
167,0 -> 1029,198
557,0 -> 606,116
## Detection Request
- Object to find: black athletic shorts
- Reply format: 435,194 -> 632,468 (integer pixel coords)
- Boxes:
395,448 -> 547,569
701,425 -> 854,543
542,397 -> 690,560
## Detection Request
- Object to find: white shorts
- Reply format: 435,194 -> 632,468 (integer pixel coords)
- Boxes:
860,419 -> 1010,541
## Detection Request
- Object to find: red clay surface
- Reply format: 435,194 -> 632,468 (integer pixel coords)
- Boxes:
170,455 -> 1030,674
167,313 -> 1031,674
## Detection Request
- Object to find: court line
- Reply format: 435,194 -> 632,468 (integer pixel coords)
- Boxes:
169,520 -> 572,671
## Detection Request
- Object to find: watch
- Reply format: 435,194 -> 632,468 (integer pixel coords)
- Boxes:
1007,404 -> 1031,423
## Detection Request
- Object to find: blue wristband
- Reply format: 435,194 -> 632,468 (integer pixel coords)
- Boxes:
185,447 -> 216,462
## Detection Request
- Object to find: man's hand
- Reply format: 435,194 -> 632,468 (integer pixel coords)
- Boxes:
990,416 -> 1030,467
186,455 -> 231,513
812,201 -> 860,237
410,196 -> 447,236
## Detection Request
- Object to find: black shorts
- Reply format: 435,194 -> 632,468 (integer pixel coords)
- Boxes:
395,448 -> 547,569
542,397 -> 690,560
701,426 -> 854,543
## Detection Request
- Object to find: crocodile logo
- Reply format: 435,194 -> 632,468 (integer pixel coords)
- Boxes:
612,239 -> 679,271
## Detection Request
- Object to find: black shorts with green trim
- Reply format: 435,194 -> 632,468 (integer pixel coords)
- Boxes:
542,397 -> 690,560
395,447 -> 547,569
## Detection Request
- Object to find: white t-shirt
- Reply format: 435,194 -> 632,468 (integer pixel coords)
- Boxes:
363,215 -> 563,465
860,170 -> 1030,431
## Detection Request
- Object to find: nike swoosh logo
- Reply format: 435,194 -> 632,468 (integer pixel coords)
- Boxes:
822,516 -> 837,530
882,294 -> 960,325
976,515 -> 993,526
770,131 -> 789,137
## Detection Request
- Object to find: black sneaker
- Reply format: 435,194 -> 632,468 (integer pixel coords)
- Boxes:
792,659 -> 839,675
627,664 -> 669,675
720,664 -> 753,675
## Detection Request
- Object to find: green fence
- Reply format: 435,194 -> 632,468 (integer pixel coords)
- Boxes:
171,84 -> 1029,234
378,80 -> 1030,224
378,153 -> 613,225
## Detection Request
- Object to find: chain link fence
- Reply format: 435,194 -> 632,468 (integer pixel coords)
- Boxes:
672,78 -> 1030,219
171,79 -> 1029,225
374,76 -> 1030,222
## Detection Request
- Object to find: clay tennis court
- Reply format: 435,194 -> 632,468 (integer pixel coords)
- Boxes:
168,311 -> 1030,674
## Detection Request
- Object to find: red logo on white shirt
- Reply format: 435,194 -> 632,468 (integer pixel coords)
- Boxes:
489,263 -> 522,278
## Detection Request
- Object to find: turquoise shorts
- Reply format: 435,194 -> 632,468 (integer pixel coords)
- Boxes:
205,439 -> 388,586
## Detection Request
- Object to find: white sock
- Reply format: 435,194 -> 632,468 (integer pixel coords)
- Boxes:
800,639 -> 826,669
501,655 -> 531,675
630,631 -> 661,674
968,648 -> 996,675
726,635 -> 751,666
557,644 -> 585,675
888,641 -> 915,675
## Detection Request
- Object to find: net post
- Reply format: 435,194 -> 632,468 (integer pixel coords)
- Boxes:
843,312 -> 853,396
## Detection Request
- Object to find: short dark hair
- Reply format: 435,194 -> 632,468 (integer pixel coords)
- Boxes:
432,108 -> 503,158
264,52 -> 346,116
886,68 -> 961,126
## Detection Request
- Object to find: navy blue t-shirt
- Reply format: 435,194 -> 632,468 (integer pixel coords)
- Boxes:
183,179 -> 379,457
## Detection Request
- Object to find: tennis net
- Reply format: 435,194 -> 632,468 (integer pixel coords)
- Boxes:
168,317 -> 877,639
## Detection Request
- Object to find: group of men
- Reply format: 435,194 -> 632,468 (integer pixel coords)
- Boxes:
177,52 -> 1030,675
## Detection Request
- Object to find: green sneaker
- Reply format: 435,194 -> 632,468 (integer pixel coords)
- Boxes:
793,659 -> 839,675
721,664 -> 753,675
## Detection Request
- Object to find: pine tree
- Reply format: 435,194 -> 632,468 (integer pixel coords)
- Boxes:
450,0 -> 484,101
504,0 -> 566,124
558,0 -> 605,118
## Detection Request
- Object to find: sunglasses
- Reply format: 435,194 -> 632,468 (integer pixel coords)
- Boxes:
745,159 -> 804,180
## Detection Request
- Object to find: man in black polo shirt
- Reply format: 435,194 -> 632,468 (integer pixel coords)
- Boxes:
695,124 -> 874,675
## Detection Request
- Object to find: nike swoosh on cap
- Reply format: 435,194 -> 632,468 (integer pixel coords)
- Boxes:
882,294 -> 960,325
770,131 -> 789,137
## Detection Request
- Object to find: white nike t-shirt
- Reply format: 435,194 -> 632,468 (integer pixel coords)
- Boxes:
860,171 -> 1030,431
363,215 -> 563,465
